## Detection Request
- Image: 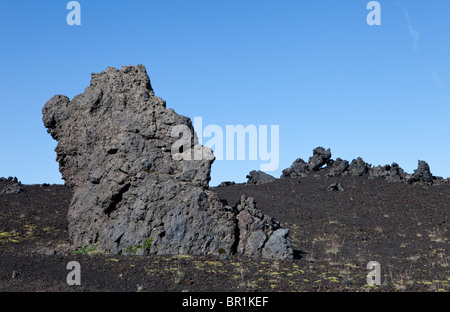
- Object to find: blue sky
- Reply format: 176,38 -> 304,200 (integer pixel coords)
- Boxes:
1,1 -> 449,186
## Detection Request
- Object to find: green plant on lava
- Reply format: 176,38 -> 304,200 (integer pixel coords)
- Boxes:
73,244 -> 98,255
126,237 -> 153,255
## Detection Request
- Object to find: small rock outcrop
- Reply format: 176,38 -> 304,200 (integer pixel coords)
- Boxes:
368,163 -> 406,183
0,177 -> 19,183
246,170 -> 276,185
42,64 -> 293,260
308,147 -> 332,171
407,160 -> 434,185
347,157 -> 371,176
325,158 -> 349,178
235,195 -> 293,260
282,147 -> 332,179
281,158 -> 309,178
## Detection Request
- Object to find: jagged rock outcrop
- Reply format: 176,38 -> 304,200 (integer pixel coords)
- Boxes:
308,147 -> 332,171
368,163 -> 406,183
325,158 -> 349,178
235,195 -> 293,260
281,147 -> 447,186
42,64 -> 293,260
0,177 -> 19,183
282,147 -> 331,178
246,170 -> 276,185
281,158 -> 309,178
347,157 -> 371,176
406,160 -> 434,185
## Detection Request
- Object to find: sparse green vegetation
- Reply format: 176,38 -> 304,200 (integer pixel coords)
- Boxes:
125,237 -> 153,255
73,244 -> 98,255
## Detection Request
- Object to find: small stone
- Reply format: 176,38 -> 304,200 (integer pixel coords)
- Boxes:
327,182 -> 345,192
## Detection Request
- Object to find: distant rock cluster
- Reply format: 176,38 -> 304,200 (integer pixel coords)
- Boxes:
237,146 -> 448,187
42,64 -> 293,260
323,147 -> 443,185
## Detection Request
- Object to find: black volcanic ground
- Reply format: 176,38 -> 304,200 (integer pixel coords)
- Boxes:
0,170 -> 449,292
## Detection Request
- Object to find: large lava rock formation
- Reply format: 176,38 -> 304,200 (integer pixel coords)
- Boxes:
42,65 -> 293,260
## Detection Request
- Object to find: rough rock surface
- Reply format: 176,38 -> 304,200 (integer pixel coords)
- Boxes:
235,195 -> 293,260
307,147 -> 332,171
407,160 -> 433,185
282,147 -> 331,179
42,64 -> 293,260
325,158 -> 349,178
246,170 -> 276,185
281,158 -> 309,178
368,163 -> 406,183
347,157 -> 371,176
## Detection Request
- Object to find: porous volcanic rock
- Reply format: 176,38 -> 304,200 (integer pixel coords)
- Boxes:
42,64 -> 293,259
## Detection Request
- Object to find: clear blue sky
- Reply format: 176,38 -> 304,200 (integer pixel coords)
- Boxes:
1,1 -> 449,186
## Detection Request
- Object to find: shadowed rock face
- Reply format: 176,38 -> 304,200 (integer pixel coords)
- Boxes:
42,64 -> 293,259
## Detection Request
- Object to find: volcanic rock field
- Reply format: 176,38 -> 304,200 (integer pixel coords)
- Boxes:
0,65 -> 448,292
